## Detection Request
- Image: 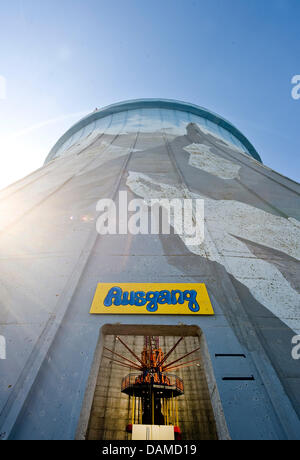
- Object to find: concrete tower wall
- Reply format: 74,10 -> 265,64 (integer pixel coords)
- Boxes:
0,100 -> 299,440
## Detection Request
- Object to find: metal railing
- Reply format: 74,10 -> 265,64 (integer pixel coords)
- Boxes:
121,373 -> 184,394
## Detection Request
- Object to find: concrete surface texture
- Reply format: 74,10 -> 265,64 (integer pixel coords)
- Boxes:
0,99 -> 299,440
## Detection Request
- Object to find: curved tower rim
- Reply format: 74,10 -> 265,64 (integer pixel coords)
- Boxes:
45,98 -> 262,164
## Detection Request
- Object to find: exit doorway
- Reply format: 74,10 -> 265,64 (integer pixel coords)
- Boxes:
76,324 -> 229,440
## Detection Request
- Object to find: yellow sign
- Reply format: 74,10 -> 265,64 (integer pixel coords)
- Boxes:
90,283 -> 214,315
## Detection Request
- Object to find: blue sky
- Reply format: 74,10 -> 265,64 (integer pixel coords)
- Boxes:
0,0 -> 299,188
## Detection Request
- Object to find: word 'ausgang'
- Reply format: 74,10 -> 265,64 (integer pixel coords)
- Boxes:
104,286 -> 200,313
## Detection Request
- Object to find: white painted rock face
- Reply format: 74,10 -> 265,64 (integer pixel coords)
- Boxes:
184,143 -> 241,180
126,170 -> 300,335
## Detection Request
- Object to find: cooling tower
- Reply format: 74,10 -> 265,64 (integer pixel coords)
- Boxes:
0,99 -> 299,440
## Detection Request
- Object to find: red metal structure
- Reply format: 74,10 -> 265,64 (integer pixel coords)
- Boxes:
104,336 -> 200,436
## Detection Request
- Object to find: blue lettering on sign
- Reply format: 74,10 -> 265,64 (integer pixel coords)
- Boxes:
104,286 -> 200,313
